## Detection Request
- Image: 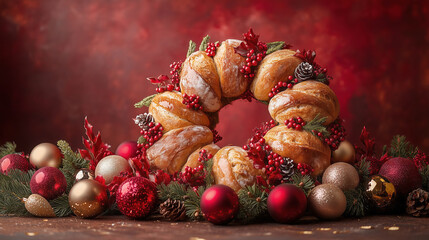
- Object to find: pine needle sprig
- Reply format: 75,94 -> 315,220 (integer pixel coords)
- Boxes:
291,173 -> 315,195
356,158 -> 371,181
236,184 -> 268,222
388,135 -> 418,159
58,140 -> 89,193
199,35 -> 210,51
49,194 -> 73,217
0,170 -> 34,215
186,40 -> 197,58
0,142 -> 17,159
420,163 -> 429,191
302,115 -> 329,136
184,186 -> 205,220
343,187 -> 369,217
157,182 -> 188,202
204,158 -> 214,187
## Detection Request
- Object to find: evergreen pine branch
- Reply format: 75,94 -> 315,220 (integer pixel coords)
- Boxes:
137,135 -> 147,145
266,41 -> 285,55
204,158 -> 214,187
49,194 -> 73,217
199,35 -> 210,51
236,184 -> 268,222
0,170 -> 34,215
388,135 -> 418,159
157,182 -> 188,202
302,115 -> 329,136
0,142 -> 17,159
356,158 -> 370,181
291,173 -> 315,195
184,186 -> 205,220
186,40 -> 197,58
135,94 -> 157,108
58,140 -> 89,193
343,187 -> 369,217
419,163 -> 429,191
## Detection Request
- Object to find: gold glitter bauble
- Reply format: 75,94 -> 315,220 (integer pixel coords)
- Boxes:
322,162 -> 360,191
308,184 -> 346,219
94,155 -> 131,184
74,168 -> 94,183
68,179 -> 108,218
331,140 -> 355,164
29,143 -> 62,169
24,194 -> 56,218
365,175 -> 396,208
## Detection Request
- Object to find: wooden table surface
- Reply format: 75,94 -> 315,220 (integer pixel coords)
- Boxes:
0,215 -> 428,240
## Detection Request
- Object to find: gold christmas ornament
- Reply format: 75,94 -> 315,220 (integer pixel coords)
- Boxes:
29,143 -> 62,169
331,140 -> 355,164
74,168 -> 94,183
365,175 -> 396,208
24,194 -> 56,218
322,162 -> 360,191
308,184 -> 347,219
68,179 -> 108,218
94,155 -> 131,184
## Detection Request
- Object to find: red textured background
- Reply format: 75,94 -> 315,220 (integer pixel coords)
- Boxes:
1,0 -> 428,154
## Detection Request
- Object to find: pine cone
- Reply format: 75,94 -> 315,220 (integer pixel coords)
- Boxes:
159,199 -> 187,221
406,188 -> 429,217
134,113 -> 154,130
294,62 -> 314,81
280,157 -> 295,182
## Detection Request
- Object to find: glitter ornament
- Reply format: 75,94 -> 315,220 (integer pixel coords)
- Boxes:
29,143 -> 62,169
94,155 -> 131,184
267,184 -> 307,223
322,162 -> 359,191
68,179 -> 109,218
200,185 -> 239,225
308,184 -> 346,219
365,175 -> 396,209
30,167 -> 67,200
24,194 -> 56,218
115,141 -> 139,159
74,168 -> 94,183
0,154 -> 31,174
331,140 -> 356,164
116,177 -> 158,219
379,157 -> 422,196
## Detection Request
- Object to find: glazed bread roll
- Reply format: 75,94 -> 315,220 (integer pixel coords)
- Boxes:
181,144 -> 220,171
268,80 -> 340,125
147,125 -> 213,174
250,49 -> 302,101
180,51 -> 222,112
213,39 -> 248,98
212,146 -> 264,192
149,91 -> 210,132
264,125 -> 331,176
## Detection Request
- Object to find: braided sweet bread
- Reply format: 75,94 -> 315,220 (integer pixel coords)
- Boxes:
139,29 -> 344,191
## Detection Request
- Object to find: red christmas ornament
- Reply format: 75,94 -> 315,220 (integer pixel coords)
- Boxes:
30,167 -> 67,200
200,185 -> 239,225
379,157 -> 422,196
267,184 -> 307,223
0,154 -> 31,174
116,177 -> 157,219
115,141 -> 139,159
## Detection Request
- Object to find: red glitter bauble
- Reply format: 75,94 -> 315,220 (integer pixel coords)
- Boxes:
115,141 -> 139,159
116,177 -> 157,219
0,154 -> 31,174
379,157 -> 422,196
30,167 -> 67,200
200,185 -> 239,225
267,184 -> 307,223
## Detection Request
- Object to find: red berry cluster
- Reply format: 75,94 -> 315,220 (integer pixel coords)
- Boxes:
297,163 -> 314,176
239,89 -> 254,102
198,149 -> 214,163
169,61 -> 182,86
268,76 -> 299,98
253,120 -> 277,137
205,42 -> 220,57
265,151 -> 284,176
182,93 -> 203,111
155,83 -> 176,93
413,150 -> 428,169
211,129 -> 223,143
313,119 -> 346,151
173,149 -> 213,187
284,117 -> 305,131
138,122 -> 163,150
240,49 -> 266,80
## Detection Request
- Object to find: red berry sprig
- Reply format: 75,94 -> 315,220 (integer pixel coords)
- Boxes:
239,89 -> 254,102
173,149 -> 213,187
169,61 -> 182,89
198,149 -> 214,163
138,122 -> 163,150
268,76 -> 299,98
205,42 -> 220,57
312,118 -> 346,151
240,49 -> 266,80
211,129 -> 223,143
296,163 -> 314,176
285,117 -> 305,131
182,93 -> 203,111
